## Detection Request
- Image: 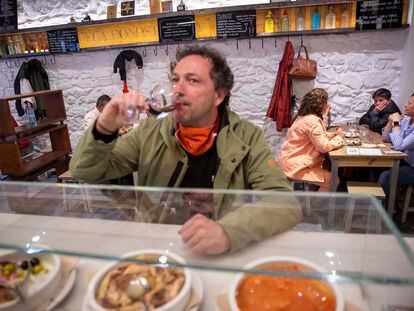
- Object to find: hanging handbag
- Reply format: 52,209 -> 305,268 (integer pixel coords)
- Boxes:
289,44 -> 317,80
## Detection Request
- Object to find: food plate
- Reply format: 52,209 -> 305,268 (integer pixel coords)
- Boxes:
45,270 -> 76,311
345,132 -> 360,138
87,249 -> 192,311
82,271 -> 203,311
228,256 -> 344,311
0,247 -> 61,311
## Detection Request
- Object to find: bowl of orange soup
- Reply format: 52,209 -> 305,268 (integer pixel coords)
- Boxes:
228,256 -> 344,311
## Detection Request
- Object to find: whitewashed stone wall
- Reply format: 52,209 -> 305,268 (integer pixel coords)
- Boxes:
0,0 -> 409,157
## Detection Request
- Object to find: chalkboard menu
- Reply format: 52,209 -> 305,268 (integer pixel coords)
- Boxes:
158,15 -> 195,43
216,10 -> 256,39
47,28 -> 80,53
356,0 -> 403,30
0,0 -> 17,32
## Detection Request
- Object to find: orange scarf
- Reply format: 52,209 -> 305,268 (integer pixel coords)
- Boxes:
176,125 -> 215,156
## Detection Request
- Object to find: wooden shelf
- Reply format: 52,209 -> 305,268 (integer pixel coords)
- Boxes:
0,90 -> 71,179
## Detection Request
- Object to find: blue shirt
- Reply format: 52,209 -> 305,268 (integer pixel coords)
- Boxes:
382,116 -> 414,167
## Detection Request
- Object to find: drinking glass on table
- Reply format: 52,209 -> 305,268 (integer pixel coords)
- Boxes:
348,118 -> 359,136
359,124 -> 369,141
126,81 -> 177,123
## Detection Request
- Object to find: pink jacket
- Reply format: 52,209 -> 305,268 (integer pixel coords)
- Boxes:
279,114 -> 344,183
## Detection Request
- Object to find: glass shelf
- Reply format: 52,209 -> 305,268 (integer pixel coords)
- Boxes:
0,181 -> 413,310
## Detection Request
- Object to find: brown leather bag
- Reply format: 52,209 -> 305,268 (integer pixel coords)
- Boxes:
289,44 -> 317,80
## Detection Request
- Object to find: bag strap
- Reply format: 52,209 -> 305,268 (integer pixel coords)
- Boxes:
297,44 -> 310,59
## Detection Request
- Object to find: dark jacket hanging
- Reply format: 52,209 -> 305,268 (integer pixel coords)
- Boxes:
113,50 -> 143,81
14,59 -> 50,117
266,41 -> 294,132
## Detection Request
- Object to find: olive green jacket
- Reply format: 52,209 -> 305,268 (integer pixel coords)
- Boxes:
70,108 -> 301,252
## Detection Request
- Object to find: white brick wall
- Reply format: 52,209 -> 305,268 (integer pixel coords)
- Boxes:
0,0 -> 409,157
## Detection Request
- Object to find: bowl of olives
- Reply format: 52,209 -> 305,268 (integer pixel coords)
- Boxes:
0,245 -> 61,311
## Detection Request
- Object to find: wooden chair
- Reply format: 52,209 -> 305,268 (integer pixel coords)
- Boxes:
345,182 -> 386,233
402,185 -> 414,223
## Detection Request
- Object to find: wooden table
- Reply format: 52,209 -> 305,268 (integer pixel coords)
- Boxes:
329,128 -> 406,216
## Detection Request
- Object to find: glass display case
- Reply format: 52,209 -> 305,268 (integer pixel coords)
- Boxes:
0,181 -> 413,310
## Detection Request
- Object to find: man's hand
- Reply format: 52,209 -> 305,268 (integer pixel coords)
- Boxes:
96,90 -> 148,134
388,112 -> 402,123
178,214 -> 230,255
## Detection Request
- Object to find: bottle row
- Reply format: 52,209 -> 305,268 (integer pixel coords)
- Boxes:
0,33 -> 49,57
263,4 -> 353,33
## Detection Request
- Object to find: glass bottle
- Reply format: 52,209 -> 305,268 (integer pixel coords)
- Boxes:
325,5 -> 336,29
281,9 -> 289,32
161,0 -> 173,12
264,10 -> 274,33
6,36 -> 15,55
177,0 -> 186,12
376,16 -> 383,30
340,6 -> 350,28
15,35 -> 26,54
296,9 -> 305,31
311,7 -> 321,30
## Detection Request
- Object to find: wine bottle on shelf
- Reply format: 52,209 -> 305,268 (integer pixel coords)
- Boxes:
281,9 -> 289,32
325,5 -> 336,29
340,6 -> 350,28
296,9 -> 305,31
264,10 -> 274,33
149,0 -> 161,14
177,0 -> 186,11
311,7 -> 321,30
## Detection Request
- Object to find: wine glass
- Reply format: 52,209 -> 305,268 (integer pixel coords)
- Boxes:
359,124 -> 369,141
348,117 -> 359,137
126,81 -> 177,123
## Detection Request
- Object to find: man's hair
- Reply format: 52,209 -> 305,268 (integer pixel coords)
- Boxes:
175,45 -> 234,106
297,88 -> 328,119
96,95 -> 111,107
372,88 -> 391,100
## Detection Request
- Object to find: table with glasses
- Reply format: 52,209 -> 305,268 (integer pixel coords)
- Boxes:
329,125 -> 407,216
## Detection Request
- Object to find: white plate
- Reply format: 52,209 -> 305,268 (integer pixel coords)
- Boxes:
345,132 -> 360,138
46,270 -> 76,311
82,271 -> 203,311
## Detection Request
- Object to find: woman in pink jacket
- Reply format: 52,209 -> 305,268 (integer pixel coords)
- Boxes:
279,88 -> 345,191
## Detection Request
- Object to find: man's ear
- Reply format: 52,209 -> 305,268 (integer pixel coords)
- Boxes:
213,89 -> 227,108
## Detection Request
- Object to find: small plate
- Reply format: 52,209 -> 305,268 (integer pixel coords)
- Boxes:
345,132 -> 360,138
82,271 -> 203,311
46,270 -> 76,311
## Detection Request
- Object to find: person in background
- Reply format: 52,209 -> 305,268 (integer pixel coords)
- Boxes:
378,92 -> 414,195
84,95 -> 111,129
70,45 -> 301,255
279,88 -> 345,192
359,88 -> 401,134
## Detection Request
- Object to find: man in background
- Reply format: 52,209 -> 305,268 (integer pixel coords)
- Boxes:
84,95 -> 111,129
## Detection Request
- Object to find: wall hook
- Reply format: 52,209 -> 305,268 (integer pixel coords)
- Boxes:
154,46 -> 158,56
50,55 -> 56,64
165,44 -> 169,56
14,58 -> 20,67
6,59 -> 13,68
261,37 -> 264,49
236,39 -> 239,50
274,37 -> 277,49
300,34 -> 303,46
248,38 -> 252,50
142,46 -> 147,57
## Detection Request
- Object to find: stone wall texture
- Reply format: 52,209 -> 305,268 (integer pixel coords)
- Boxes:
0,0 -> 410,157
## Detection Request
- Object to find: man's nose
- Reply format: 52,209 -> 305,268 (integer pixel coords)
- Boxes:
171,81 -> 184,98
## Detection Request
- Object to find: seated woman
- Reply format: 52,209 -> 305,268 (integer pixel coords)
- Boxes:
378,92 -> 414,195
359,88 -> 401,134
279,88 -> 345,192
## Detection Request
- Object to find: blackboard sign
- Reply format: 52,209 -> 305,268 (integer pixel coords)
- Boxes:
158,15 -> 195,43
0,0 -> 17,32
47,28 -> 80,53
216,10 -> 256,39
356,0 -> 403,30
